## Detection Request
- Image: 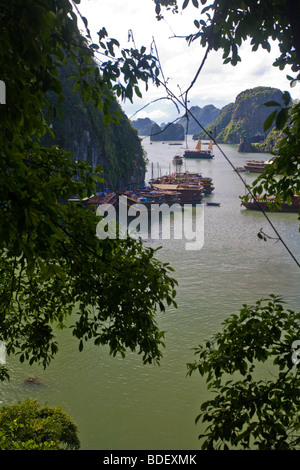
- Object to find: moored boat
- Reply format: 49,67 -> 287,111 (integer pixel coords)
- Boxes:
241,195 -> 300,213
87,191 -> 118,208
149,182 -> 204,204
69,190 -> 117,209
183,140 -> 214,159
119,188 -> 181,209
234,166 -> 247,172
243,160 -> 271,173
172,155 -> 183,165
149,171 -> 214,195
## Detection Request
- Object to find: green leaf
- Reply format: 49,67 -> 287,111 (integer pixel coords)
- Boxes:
134,86 -> 142,98
264,110 -> 277,131
264,101 -> 280,107
275,108 -> 289,130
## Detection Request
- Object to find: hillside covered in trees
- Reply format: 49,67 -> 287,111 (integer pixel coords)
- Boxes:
178,104 -> 221,134
195,86 -> 286,152
43,63 -> 146,189
150,122 -> 185,141
131,104 -> 220,138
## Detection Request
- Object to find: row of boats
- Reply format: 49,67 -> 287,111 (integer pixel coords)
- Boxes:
69,139 -> 299,214
123,171 -> 214,207
69,171 -> 215,210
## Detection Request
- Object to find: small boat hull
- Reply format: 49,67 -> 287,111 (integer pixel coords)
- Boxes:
241,196 -> 299,213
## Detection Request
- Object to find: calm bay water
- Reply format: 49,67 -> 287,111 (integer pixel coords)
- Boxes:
1,136 -> 299,450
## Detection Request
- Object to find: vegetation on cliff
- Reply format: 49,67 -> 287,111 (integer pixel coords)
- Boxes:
131,117 -> 155,136
43,63 -> 146,189
195,87 -> 289,151
178,104 -> 220,134
0,0 -> 178,385
150,122 -> 185,141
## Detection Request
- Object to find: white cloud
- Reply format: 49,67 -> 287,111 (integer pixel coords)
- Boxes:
79,0 -> 299,123
137,109 -> 169,122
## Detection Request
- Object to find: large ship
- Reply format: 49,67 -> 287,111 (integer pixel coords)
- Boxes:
183,140 -> 214,159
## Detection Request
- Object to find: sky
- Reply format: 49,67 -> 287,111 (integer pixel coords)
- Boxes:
78,0 -> 299,125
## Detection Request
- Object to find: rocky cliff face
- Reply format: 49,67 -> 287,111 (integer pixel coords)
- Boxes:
131,117 -> 155,136
43,64 -> 146,189
150,122 -> 184,141
178,104 -> 221,134
196,87 -> 287,152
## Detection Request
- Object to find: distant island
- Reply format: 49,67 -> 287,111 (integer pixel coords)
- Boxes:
195,86 -> 287,153
130,117 -> 154,136
177,104 -> 221,134
131,104 -> 220,141
150,122 -> 185,141
131,86 -> 287,152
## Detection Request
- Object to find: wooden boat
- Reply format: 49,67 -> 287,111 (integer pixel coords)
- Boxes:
150,171 -> 214,195
241,195 -> 300,213
243,160 -> 270,173
69,190 -> 117,209
184,140 -> 214,159
172,155 -> 183,165
120,188 -> 181,209
149,182 -> 204,204
206,202 -> 220,206
234,166 -> 247,172
87,191 -> 118,208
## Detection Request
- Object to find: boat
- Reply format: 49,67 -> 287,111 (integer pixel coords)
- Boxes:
69,190 -> 118,210
87,191 -> 118,208
172,155 -> 183,165
206,202 -> 220,206
119,188 -> 181,209
234,166 -> 247,173
149,171 -> 214,196
241,195 -> 300,213
243,160 -> 271,173
149,182 -> 204,204
183,140 -> 214,159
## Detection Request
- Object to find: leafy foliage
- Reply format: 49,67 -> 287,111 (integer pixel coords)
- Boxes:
187,296 -> 300,449
155,0 -> 300,73
155,1 -> 300,218
0,399 -> 80,450
0,0 -> 177,381
249,100 -> 300,219
44,62 -> 146,190
196,86 -> 286,144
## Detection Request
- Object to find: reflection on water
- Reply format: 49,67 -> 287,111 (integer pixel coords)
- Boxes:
1,138 -> 299,449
